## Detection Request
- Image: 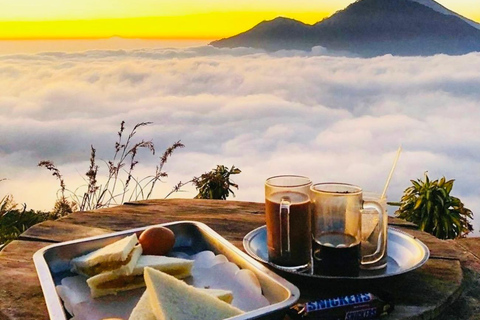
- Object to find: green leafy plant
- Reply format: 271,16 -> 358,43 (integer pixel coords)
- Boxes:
0,195 -> 55,245
392,173 -> 473,239
192,165 -> 241,200
52,197 -> 78,217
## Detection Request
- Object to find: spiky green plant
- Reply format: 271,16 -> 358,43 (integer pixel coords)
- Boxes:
192,165 -> 241,200
393,173 -> 473,239
0,195 -> 55,245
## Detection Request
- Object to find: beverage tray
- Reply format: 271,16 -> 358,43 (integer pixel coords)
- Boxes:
33,221 -> 300,320
243,226 -> 430,280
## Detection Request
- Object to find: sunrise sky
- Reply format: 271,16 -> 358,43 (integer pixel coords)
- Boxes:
1,0 -> 480,40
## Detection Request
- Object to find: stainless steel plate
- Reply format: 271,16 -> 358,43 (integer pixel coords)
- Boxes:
243,226 -> 429,280
34,221 -> 300,320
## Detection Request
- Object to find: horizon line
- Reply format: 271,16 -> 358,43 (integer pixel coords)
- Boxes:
0,36 -> 218,41
0,13 -> 329,41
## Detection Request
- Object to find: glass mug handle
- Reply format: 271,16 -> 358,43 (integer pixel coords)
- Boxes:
361,200 -> 385,265
279,197 -> 291,256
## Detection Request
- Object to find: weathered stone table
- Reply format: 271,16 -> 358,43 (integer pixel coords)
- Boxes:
0,199 -> 478,320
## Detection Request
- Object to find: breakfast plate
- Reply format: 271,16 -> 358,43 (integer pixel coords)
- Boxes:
34,221 -> 300,320
243,226 -> 430,280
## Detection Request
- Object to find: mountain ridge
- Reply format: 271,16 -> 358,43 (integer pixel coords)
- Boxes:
409,0 -> 480,29
210,0 -> 480,56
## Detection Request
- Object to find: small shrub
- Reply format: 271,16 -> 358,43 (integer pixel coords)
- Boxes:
192,165 -> 241,200
52,197 -> 78,217
0,196 -> 55,245
393,173 -> 473,239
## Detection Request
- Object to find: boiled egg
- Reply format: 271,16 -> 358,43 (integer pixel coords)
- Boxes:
139,226 -> 175,255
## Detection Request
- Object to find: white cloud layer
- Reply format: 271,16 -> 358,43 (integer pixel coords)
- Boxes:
0,45 -> 479,235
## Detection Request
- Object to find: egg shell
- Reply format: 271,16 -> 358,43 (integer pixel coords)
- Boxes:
138,226 -> 175,255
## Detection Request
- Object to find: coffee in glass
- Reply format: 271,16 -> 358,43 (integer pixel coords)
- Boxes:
310,183 -> 384,276
265,175 -> 312,270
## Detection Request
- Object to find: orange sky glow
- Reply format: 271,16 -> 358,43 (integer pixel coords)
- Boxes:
1,0 -> 479,40
0,12 -> 332,40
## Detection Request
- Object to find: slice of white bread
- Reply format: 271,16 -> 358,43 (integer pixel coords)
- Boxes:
129,288 -> 234,320
197,288 -> 234,304
134,255 -> 193,279
87,255 -> 194,298
144,267 -> 244,320
129,291 -> 156,320
71,234 -> 142,277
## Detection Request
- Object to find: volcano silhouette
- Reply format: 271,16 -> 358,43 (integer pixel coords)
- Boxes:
211,0 -> 480,56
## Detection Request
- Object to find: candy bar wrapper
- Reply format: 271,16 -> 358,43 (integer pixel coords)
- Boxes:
288,292 -> 393,320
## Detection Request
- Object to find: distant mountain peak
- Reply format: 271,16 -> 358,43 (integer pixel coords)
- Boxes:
250,16 -> 310,30
269,16 -> 296,22
267,16 -> 308,25
210,16 -> 312,51
211,0 -> 480,57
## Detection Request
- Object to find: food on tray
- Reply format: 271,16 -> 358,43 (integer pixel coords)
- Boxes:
197,288 -> 234,304
129,288 -> 234,320
191,252 -> 270,312
143,267 -> 244,320
71,234 -> 143,277
129,291 -> 156,320
56,275 -> 91,315
57,277 -> 144,320
59,245 -> 269,319
139,226 -> 176,255
87,255 -> 194,298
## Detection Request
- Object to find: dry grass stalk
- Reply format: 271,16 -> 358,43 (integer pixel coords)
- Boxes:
39,121 -> 184,212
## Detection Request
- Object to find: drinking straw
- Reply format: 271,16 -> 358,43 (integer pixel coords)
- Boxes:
381,146 -> 402,199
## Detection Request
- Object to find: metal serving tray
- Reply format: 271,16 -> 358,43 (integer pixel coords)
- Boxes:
33,221 -> 300,320
243,226 -> 430,280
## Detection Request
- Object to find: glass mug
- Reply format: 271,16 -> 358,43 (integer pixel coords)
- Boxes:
310,183 -> 385,276
265,175 -> 312,270
361,192 -> 388,270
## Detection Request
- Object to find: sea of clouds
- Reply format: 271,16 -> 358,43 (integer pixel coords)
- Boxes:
0,45 -> 479,235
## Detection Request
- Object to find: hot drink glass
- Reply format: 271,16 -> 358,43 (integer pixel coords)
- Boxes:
361,192 -> 388,270
265,175 -> 312,270
310,183 -> 384,276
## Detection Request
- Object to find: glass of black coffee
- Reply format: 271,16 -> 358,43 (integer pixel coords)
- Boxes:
310,183 -> 384,277
265,175 -> 312,270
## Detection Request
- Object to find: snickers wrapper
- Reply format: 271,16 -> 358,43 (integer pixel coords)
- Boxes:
288,292 -> 393,320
